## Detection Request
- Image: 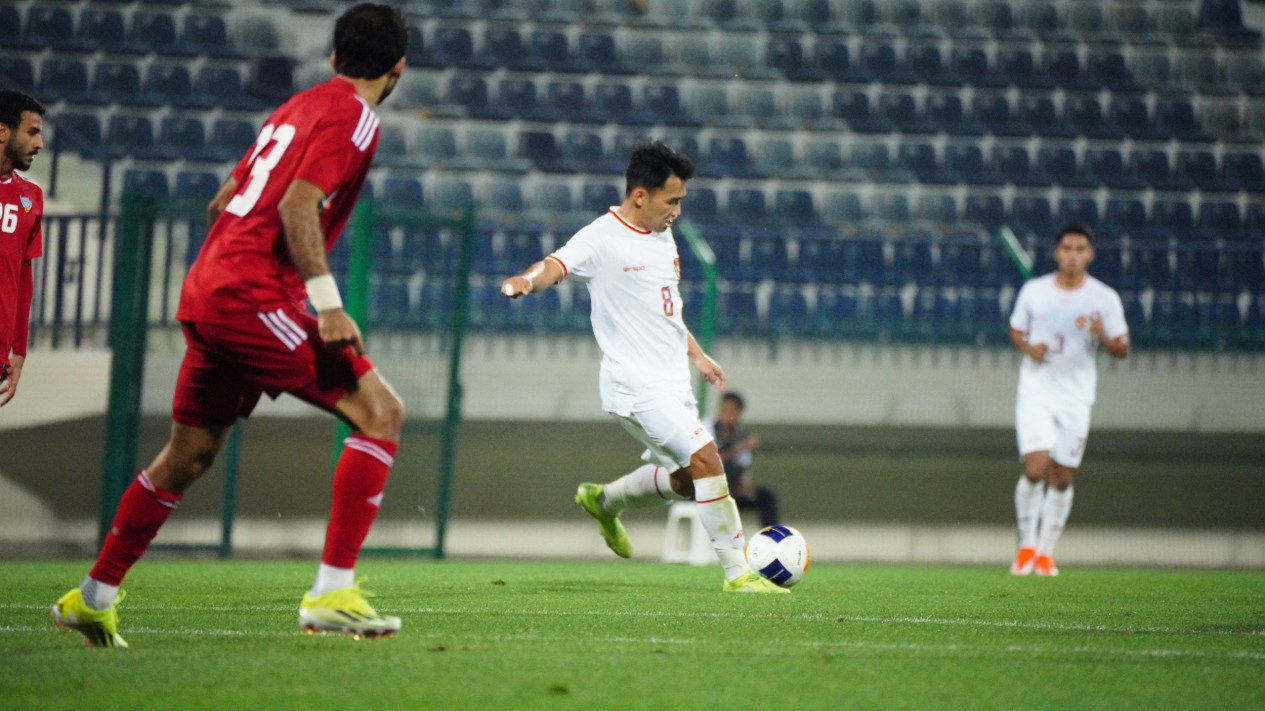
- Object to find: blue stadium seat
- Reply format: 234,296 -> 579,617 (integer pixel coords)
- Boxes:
1064,96 -> 1123,140
578,32 -> 630,75
1057,197 -> 1099,228
972,95 -> 1026,137
519,131 -> 575,174
1198,201 -> 1244,240
897,142 -> 949,185
181,15 -> 243,59
773,189 -> 821,230
850,143 -> 891,182
157,116 -> 213,162
926,93 -> 982,136
1129,150 -> 1186,192
144,63 -> 201,109
192,67 -> 263,111
1045,47 -> 1097,91
754,138 -> 797,180
992,146 -> 1046,187
946,143 -> 1004,186
767,36 -> 823,82
122,169 -> 169,199
879,92 -> 923,134
25,7 -> 85,53
446,75 -> 491,116
39,59 -> 103,106
1223,152 -> 1265,193
93,62 -> 155,108
105,115 -> 158,160
720,286 -> 760,335
1111,98 -> 1167,141
964,194 -> 1005,231
727,188 -> 768,226
1087,51 -> 1139,92
707,137 -> 764,180
416,126 -> 458,166
527,30 -> 587,73
581,181 -> 621,215
481,26 -> 525,69
1009,196 -> 1054,238
801,139 -> 846,180
51,113 -> 103,158
952,46 -> 1006,89
1085,148 -> 1145,191
175,171 -> 222,204
622,33 -> 669,75
747,235 -> 791,281
593,81 -> 653,125
1039,147 -> 1095,189
0,6 -> 39,52
1018,95 -> 1074,138
0,57 -> 35,93
820,190 -> 866,227
432,25 -> 496,70
209,119 -> 259,163
1177,150 -> 1231,193
917,193 -> 958,226
78,9 -> 143,55
998,47 -> 1053,90
872,192 -> 911,223
643,84 -> 698,127
890,236 -> 936,286
939,237 -> 985,286
563,131 -> 623,175
495,78 -> 557,122
246,56 -> 294,104
1149,200 -> 1195,241
765,285 -> 810,335
546,81 -> 602,124
1157,97 -> 1212,143
130,12 -> 186,57
831,91 -> 888,134
1104,198 -> 1148,236
809,287 -> 859,339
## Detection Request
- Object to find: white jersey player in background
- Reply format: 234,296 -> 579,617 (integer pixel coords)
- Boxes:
501,141 -> 786,593
1008,224 -> 1130,576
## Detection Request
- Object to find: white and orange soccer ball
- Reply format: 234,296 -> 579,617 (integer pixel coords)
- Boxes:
745,525 -> 810,588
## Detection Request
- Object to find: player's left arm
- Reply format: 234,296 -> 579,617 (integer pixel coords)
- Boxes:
2,257 -> 35,407
206,176 -> 238,227
279,178 -> 364,356
687,331 -> 726,389
1090,291 -> 1130,359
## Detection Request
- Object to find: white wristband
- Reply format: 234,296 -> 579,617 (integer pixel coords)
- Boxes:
305,274 -> 343,312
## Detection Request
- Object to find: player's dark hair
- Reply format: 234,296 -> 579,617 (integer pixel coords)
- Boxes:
0,90 -> 45,131
1055,223 -> 1094,246
333,4 -> 408,79
625,140 -> 695,196
722,392 -> 745,410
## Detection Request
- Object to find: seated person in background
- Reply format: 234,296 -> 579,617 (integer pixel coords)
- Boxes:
706,392 -> 779,529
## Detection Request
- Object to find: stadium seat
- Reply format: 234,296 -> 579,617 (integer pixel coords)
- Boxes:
1044,47 -> 1097,91
446,75 -> 491,117
180,15 -> 243,59
642,84 -> 698,127
1130,150 -> 1187,192
998,47 -> 1053,90
1222,152 -> 1265,193
578,32 -> 630,75
131,11 -> 188,57
623,34 -> 670,76
546,81 -> 602,124
1157,97 -> 1213,143
1039,147 -> 1096,189
1176,151 -> 1231,193
850,143 -> 892,183
527,30 -> 587,74
581,181 -> 621,215
593,81 -> 654,126
754,138 -> 797,180
872,192 -> 911,223
1064,96 -> 1123,141
855,39 -> 908,84
727,188 -> 769,226
175,171 -> 222,204
1110,98 -> 1167,142
1087,51 -> 1139,93
1018,96 -> 1074,139
964,194 -> 1005,232
1148,200 -> 1195,241
747,234 -> 791,281
247,56 -> 295,104
50,113 -> 103,158
767,36 -> 823,82
707,137 -> 764,180
765,286 -> 810,335
801,139 -> 847,180
773,189 -> 821,229
713,34 -> 779,80
157,116 -> 214,162
820,190 -> 866,227
0,57 -> 35,93
813,39 -> 851,82
0,6 -> 39,52
897,142 -> 949,185
209,119 -> 259,163
1084,149 -> 1142,191
122,169 -> 170,200
519,131 -> 574,174
191,67 -> 263,111
917,193 -> 958,226
1009,196 -> 1054,238
926,93 -> 982,136
879,92 -> 925,134
105,115 -> 158,160
946,143 -> 1004,186
951,46 -> 1006,89
1104,198 -> 1148,237
1057,197 -> 1099,228
39,59 -> 103,106
481,26 -> 525,69
25,7 -> 85,53
563,131 -> 623,175
92,62 -> 155,108
831,91 -> 888,134
972,95 -> 1026,137
993,146 -> 1047,187
78,9 -> 142,55
1198,201 -> 1244,240
145,63 -> 201,109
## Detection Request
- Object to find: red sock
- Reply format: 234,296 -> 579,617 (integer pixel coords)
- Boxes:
89,471 -> 182,585
322,434 -> 396,568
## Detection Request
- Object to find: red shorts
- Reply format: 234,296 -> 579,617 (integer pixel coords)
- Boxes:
172,304 -> 374,427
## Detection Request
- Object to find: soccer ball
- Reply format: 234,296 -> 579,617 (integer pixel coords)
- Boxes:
745,525 -> 810,587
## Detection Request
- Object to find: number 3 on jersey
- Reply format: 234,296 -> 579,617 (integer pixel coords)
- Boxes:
225,123 -> 296,217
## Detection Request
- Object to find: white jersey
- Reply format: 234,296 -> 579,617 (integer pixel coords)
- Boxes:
549,208 -> 690,415
1009,273 -> 1128,406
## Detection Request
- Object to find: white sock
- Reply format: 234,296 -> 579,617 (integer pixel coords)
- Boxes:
1015,476 -> 1044,549
601,464 -> 688,514
693,475 -> 749,580
1036,486 -> 1074,557
79,576 -> 119,611
311,563 -> 355,598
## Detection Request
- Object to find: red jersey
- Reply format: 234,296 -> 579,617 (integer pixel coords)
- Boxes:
0,171 -> 43,365
177,78 -> 379,323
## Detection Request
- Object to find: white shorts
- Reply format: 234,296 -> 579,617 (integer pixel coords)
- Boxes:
610,390 -> 713,471
1016,392 -> 1092,468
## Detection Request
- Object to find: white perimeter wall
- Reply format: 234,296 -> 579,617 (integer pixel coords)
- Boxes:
5,337 -> 1264,432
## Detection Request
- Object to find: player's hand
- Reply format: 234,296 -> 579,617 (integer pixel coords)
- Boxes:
501,276 -> 533,298
0,356 -> 21,407
693,352 -> 726,389
317,308 -> 365,357
1088,313 -> 1106,341
1026,342 -> 1049,363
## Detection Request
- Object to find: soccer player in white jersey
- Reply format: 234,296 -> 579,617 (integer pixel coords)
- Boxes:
501,141 -> 785,593
1008,224 -> 1130,576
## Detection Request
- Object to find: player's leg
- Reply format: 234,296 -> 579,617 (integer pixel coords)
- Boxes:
53,323 -> 244,646
598,463 -> 690,514
1013,396 -> 1055,575
1033,405 -> 1088,576
311,368 -> 405,595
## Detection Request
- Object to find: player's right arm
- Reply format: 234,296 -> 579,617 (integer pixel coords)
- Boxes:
206,176 -> 238,227
502,257 -> 565,298
1010,327 -> 1049,363
279,178 -> 364,356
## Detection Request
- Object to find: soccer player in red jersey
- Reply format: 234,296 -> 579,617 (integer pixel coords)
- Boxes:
0,90 -> 44,409
53,4 -> 410,646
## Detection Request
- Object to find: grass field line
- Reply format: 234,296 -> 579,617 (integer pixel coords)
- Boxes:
9,602 -> 1265,638
11,623 -> 1265,662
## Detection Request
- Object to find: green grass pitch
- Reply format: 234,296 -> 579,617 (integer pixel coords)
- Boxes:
3,560 -> 1263,710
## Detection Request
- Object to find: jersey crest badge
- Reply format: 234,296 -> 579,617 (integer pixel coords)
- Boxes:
673,257 -> 680,279
19,195 -> 32,212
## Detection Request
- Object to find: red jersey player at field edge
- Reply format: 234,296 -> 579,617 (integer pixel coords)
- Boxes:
52,4 -> 410,647
0,90 -> 45,409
